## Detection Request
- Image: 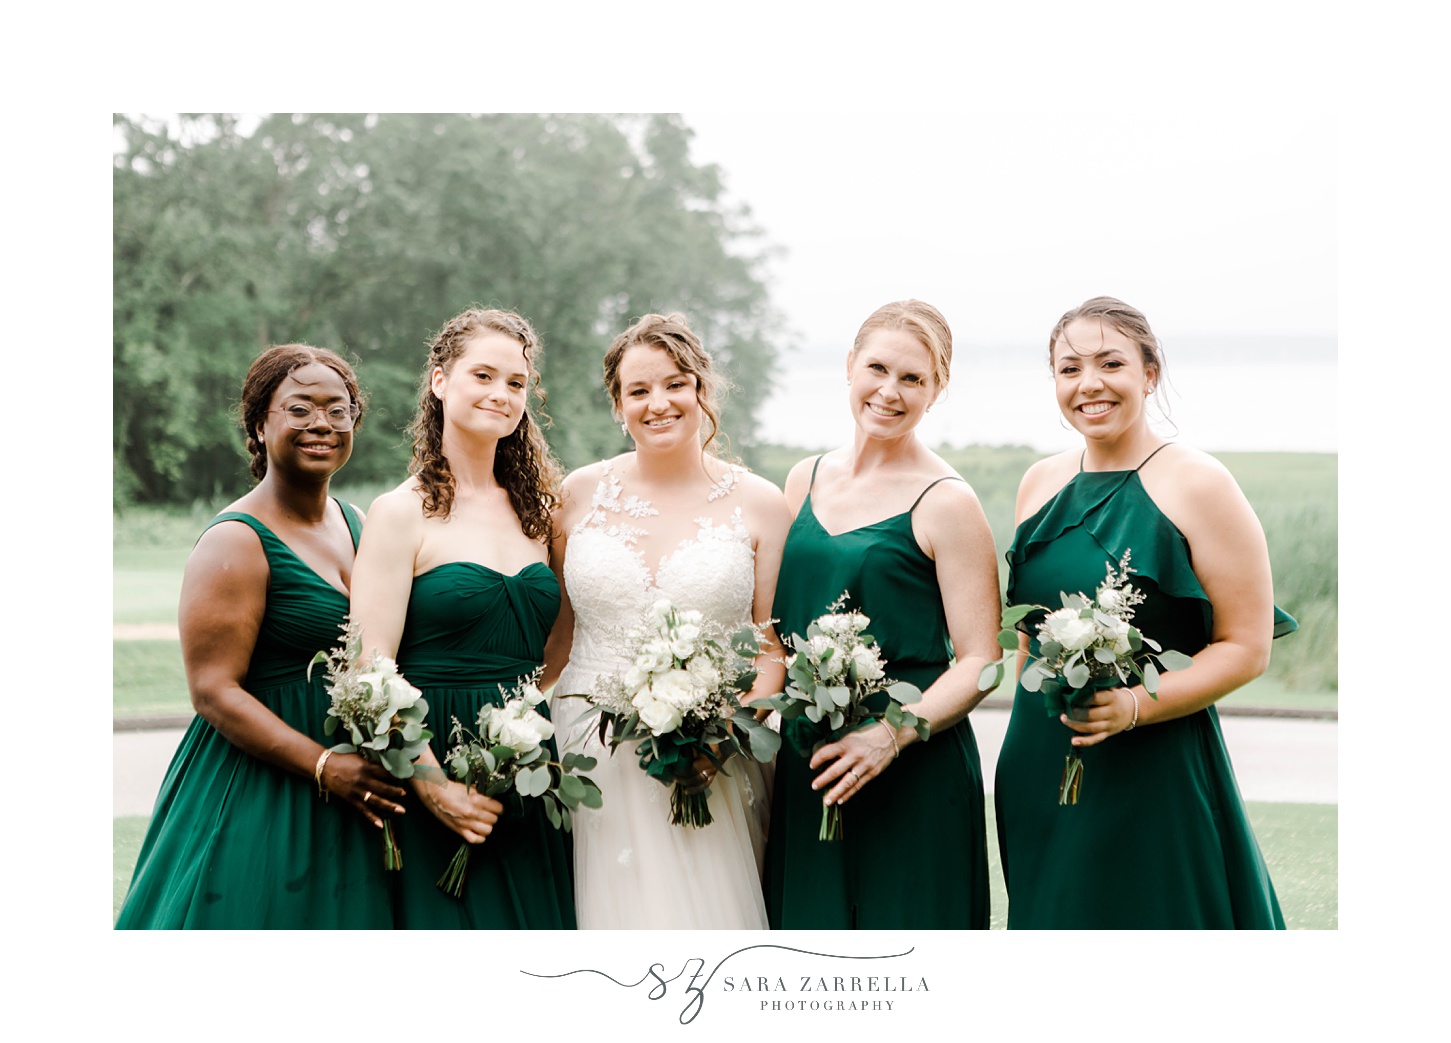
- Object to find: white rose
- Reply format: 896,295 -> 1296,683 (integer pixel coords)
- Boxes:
807,635 -> 847,680
496,703 -> 554,750
1044,608 -> 1096,652
687,654 -> 722,691
848,643 -> 885,683
679,609 -> 704,627
649,668 -> 701,709
621,664 -> 651,693
1097,588 -> 1123,612
633,692 -> 684,734
637,639 -> 675,672
1104,617 -> 1133,656
650,599 -> 676,625
670,623 -> 700,659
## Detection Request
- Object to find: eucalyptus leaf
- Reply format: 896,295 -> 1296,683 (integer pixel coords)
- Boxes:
1020,663 -> 1046,692
805,704 -> 823,723
1143,659 -> 1161,693
997,629 -> 1020,650
543,797 -> 562,829
1001,603 -> 1037,627
1040,640 -> 1063,660
558,773 -> 586,803
1158,649 -> 1194,671
979,661 -> 1005,690
1093,647 -> 1118,664
1065,661 -> 1090,688
886,681 -> 923,705
580,782 -> 604,808
1142,636 -> 1162,652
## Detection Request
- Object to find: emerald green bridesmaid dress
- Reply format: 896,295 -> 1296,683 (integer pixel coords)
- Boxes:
994,454 -> 1297,929
391,562 -> 575,929
764,460 -> 990,929
116,502 -> 395,929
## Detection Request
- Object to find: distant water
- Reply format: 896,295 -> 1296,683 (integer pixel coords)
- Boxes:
756,336 -> 1336,453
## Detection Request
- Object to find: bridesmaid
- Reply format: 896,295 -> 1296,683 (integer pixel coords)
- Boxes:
349,307 -> 574,929
117,345 -> 405,929
763,300 -> 1002,930
993,296 -> 1295,929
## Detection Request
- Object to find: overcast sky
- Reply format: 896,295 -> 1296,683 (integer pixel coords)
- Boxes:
682,110 -> 1335,351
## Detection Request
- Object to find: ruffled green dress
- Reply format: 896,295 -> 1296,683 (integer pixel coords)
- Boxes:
391,562 -> 575,929
994,458 -> 1297,929
116,502 -> 395,929
763,463 -> 990,929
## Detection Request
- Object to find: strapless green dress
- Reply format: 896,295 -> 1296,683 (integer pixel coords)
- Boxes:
116,502 -> 395,929
994,459 -> 1297,929
763,463 -> 990,929
391,561 -> 575,929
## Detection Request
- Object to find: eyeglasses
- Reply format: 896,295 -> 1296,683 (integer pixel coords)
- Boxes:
268,403 -> 360,431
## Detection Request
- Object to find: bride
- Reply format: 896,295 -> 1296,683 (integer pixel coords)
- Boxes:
541,312 -> 790,930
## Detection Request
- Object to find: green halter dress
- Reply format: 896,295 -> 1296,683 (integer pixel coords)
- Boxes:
994,448 -> 1296,929
116,502 -> 395,929
390,561 -> 575,929
763,459 -> 991,929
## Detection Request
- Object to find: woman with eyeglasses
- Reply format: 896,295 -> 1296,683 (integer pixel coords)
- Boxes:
117,344 -> 405,929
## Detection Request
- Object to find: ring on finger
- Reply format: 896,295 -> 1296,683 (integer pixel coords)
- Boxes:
363,791 -> 372,805
846,770 -> 859,783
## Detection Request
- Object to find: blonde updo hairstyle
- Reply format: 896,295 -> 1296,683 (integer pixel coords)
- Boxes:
850,299 -> 953,394
602,312 -> 731,457
406,307 -> 562,539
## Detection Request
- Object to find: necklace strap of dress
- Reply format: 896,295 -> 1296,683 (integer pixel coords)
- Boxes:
910,475 -> 963,512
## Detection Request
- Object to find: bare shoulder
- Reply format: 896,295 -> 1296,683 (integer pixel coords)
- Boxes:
1139,444 -> 1254,536
184,517 -> 269,597
734,468 -> 789,507
559,459 -> 608,503
1016,450 -> 1079,520
365,478 -> 426,530
780,453 -> 828,510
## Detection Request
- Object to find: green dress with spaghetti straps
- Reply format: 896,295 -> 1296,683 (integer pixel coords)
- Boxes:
763,459 -> 991,929
390,561 -> 575,929
993,446 -> 1296,928
116,501 -> 396,929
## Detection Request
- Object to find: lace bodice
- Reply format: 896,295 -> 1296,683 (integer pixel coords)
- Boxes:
556,459 -> 756,698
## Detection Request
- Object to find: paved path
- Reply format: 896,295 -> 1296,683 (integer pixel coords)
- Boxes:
113,707 -> 1337,818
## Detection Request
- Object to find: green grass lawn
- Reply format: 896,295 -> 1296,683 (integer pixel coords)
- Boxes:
114,641 -> 191,718
113,801 -> 1336,928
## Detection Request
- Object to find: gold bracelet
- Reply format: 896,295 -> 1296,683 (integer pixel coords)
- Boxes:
314,748 -> 334,801
877,719 -> 900,758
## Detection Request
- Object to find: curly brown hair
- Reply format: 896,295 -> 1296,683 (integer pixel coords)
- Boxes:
240,344 -> 366,482
406,308 -> 561,539
602,312 -> 732,458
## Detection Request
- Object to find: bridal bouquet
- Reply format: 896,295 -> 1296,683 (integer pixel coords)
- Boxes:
436,670 -> 603,898
309,620 -> 432,869
760,593 -> 927,840
979,551 -> 1192,805
583,598 -> 781,828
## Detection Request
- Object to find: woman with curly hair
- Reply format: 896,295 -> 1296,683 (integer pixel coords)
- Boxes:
542,312 -> 791,929
349,307 -> 575,929
117,344 -> 406,929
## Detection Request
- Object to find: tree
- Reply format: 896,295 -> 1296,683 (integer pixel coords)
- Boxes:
113,113 -> 783,505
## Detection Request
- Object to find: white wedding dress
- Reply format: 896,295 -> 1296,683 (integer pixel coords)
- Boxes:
552,459 -> 771,930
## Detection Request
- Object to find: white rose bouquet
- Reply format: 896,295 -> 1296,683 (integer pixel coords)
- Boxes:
579,598 -> 780,828
979,550 -> 1193,805
760,592 -> 927,840
435,670 -> 602,898
308,620 -> 432,869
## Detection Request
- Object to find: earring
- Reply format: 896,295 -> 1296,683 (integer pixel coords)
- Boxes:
621,422 -> 628,436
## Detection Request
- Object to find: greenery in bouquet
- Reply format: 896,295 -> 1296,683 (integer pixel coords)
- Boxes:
436,671 -> 603,898
760,592 -> 927,840
978,550 -> 1193,804
581,598 -> 780,828
308,619 -> 433,869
